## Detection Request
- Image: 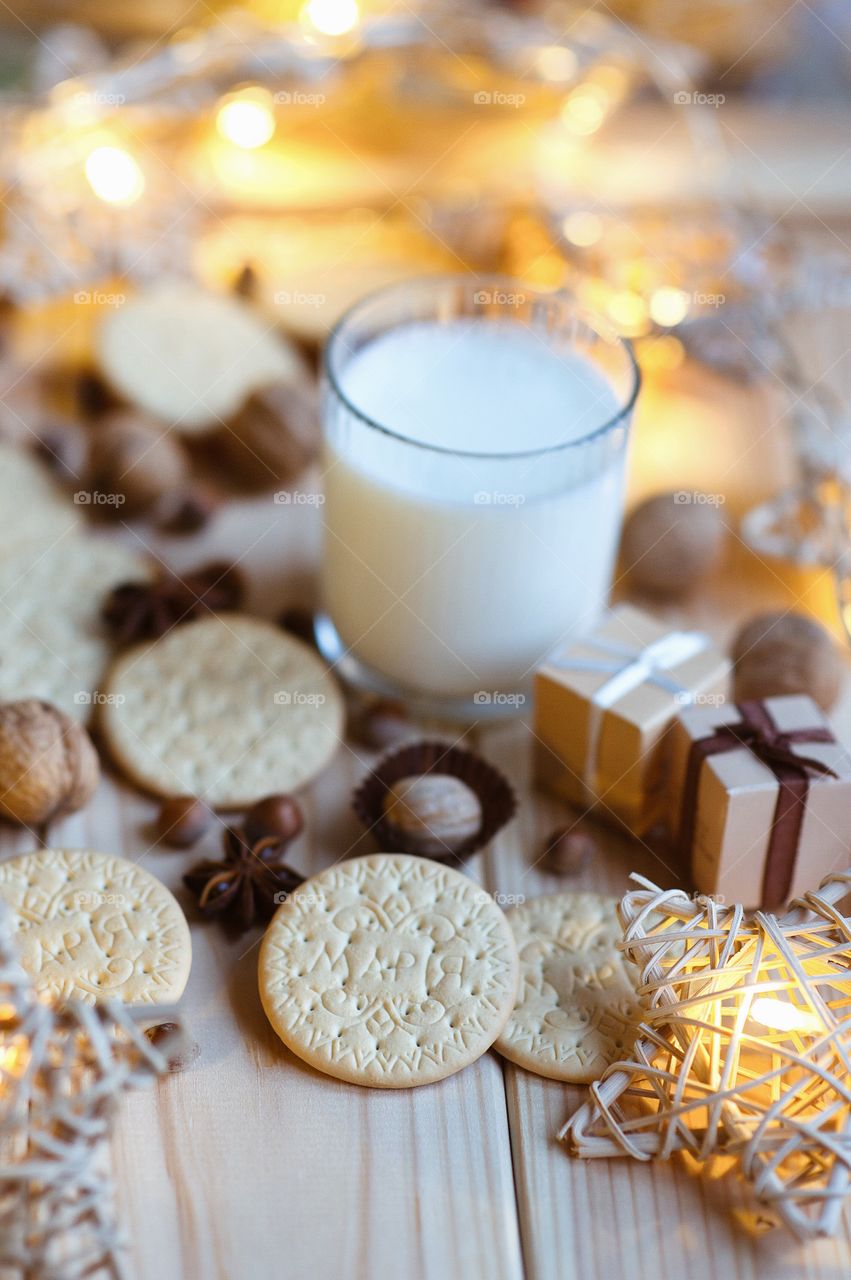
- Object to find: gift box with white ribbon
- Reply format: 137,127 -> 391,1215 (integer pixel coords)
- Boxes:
534,604 -> 730,834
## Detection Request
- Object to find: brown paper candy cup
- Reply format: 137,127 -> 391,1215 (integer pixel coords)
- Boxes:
352,740 -> 516,865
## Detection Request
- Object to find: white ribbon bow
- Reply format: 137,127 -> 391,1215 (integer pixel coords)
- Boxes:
549,627 -> 710,801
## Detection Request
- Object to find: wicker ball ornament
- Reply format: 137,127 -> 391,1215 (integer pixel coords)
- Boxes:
0,901 -> 184,1275
561,870 -> 851,1239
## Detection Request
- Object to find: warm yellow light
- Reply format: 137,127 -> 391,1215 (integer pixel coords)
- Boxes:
84,146 -> 145,207
562,211 -> 603,248
750,997 -> 822,1035
535,45 -> 578,82
301,0 -> 359,37
561,88 -> 606,136
638,334 -> 685,373
586,63 -> 630,101
607,290 -> 649,335
216,92 -> 276,150
0,1035 -> 28,1077
649,286 -> 690,328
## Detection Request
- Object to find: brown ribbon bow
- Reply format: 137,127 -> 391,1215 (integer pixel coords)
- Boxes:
677,700 -> 838,910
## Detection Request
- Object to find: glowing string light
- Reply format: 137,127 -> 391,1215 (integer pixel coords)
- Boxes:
562,211 -> 603,248
535,45 -> 578,82
84,146 -> 145,206
301,0 -> 360,37
649,286 -> 690,328
216,91 -> 276,150
561,87 -> 607,136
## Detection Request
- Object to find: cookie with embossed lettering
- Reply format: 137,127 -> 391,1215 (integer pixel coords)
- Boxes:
0,848 -> 191,1005
100,614 -> 343,807
494,893 -> 640,1083
258,853 -> 519,1088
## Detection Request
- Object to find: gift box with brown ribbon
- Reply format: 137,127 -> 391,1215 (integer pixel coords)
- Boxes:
669,694 -> 851,909
533,604 -> 730,833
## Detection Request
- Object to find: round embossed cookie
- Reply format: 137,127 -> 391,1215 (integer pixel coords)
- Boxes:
494,893 -> 640,1083
258,853 -> 520,1088
0,535 -> 147,719
96,283 -> 303,432
0,848 -> 191,1005
100,614 -> 344,808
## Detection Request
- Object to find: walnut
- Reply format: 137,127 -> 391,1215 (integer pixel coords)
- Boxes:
212,380 -> 319,490
87,411 -> 189,515
0,699 -> 99,826
382,774 -> 482,857
621,491 -> 725,597
732,611 -> 842,711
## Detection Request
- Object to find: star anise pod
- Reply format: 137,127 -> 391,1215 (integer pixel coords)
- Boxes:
102,560 -> 245,645
183,827 -> 304,934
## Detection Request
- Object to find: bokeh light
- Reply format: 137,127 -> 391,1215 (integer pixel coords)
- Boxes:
562,211 -> 603,247
84,146 -> 145,206
301,0 -> 360,37
649,286 -> 690,328
561,87 -> 607,135
216,90 -> 276,150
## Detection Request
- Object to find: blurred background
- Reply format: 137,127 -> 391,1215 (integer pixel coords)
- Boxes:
1,0 -> 850,633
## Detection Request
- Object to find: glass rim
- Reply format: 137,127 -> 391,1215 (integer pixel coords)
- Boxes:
323,274 -> 641,461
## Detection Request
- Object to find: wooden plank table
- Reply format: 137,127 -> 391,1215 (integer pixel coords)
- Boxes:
5,325 -> 851,1280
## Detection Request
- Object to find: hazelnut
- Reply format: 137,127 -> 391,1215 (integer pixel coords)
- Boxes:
155,796 -> 212,848
732,611 -> 842,711
144,1021 -> 200,1073
157,484 -> 220,535
621,491 -> 725,597
244,793 -> 304,846
213,380 -> 319,489
278,606 -> 317,649
350,698 -> 413,752
88,411 -> 189,515
382,774 -> 482,857
0,699 -> 99,827
541,825 -> 596,876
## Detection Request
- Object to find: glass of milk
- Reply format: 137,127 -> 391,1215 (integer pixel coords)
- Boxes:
318,276 -> 639,717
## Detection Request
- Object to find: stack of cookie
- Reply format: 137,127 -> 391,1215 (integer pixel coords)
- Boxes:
258,852 -> 640,1091
15,279 -> 319,535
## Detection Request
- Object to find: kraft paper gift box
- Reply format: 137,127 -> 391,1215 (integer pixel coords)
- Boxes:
668,694 -> 851,910
534,604 -> 730,834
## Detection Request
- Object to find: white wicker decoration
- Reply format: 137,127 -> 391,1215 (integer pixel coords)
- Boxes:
0,904 -> 181,1279
561,870 -> 851,1239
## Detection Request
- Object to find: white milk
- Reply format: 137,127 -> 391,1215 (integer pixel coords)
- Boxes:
322,318 -> 628,698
